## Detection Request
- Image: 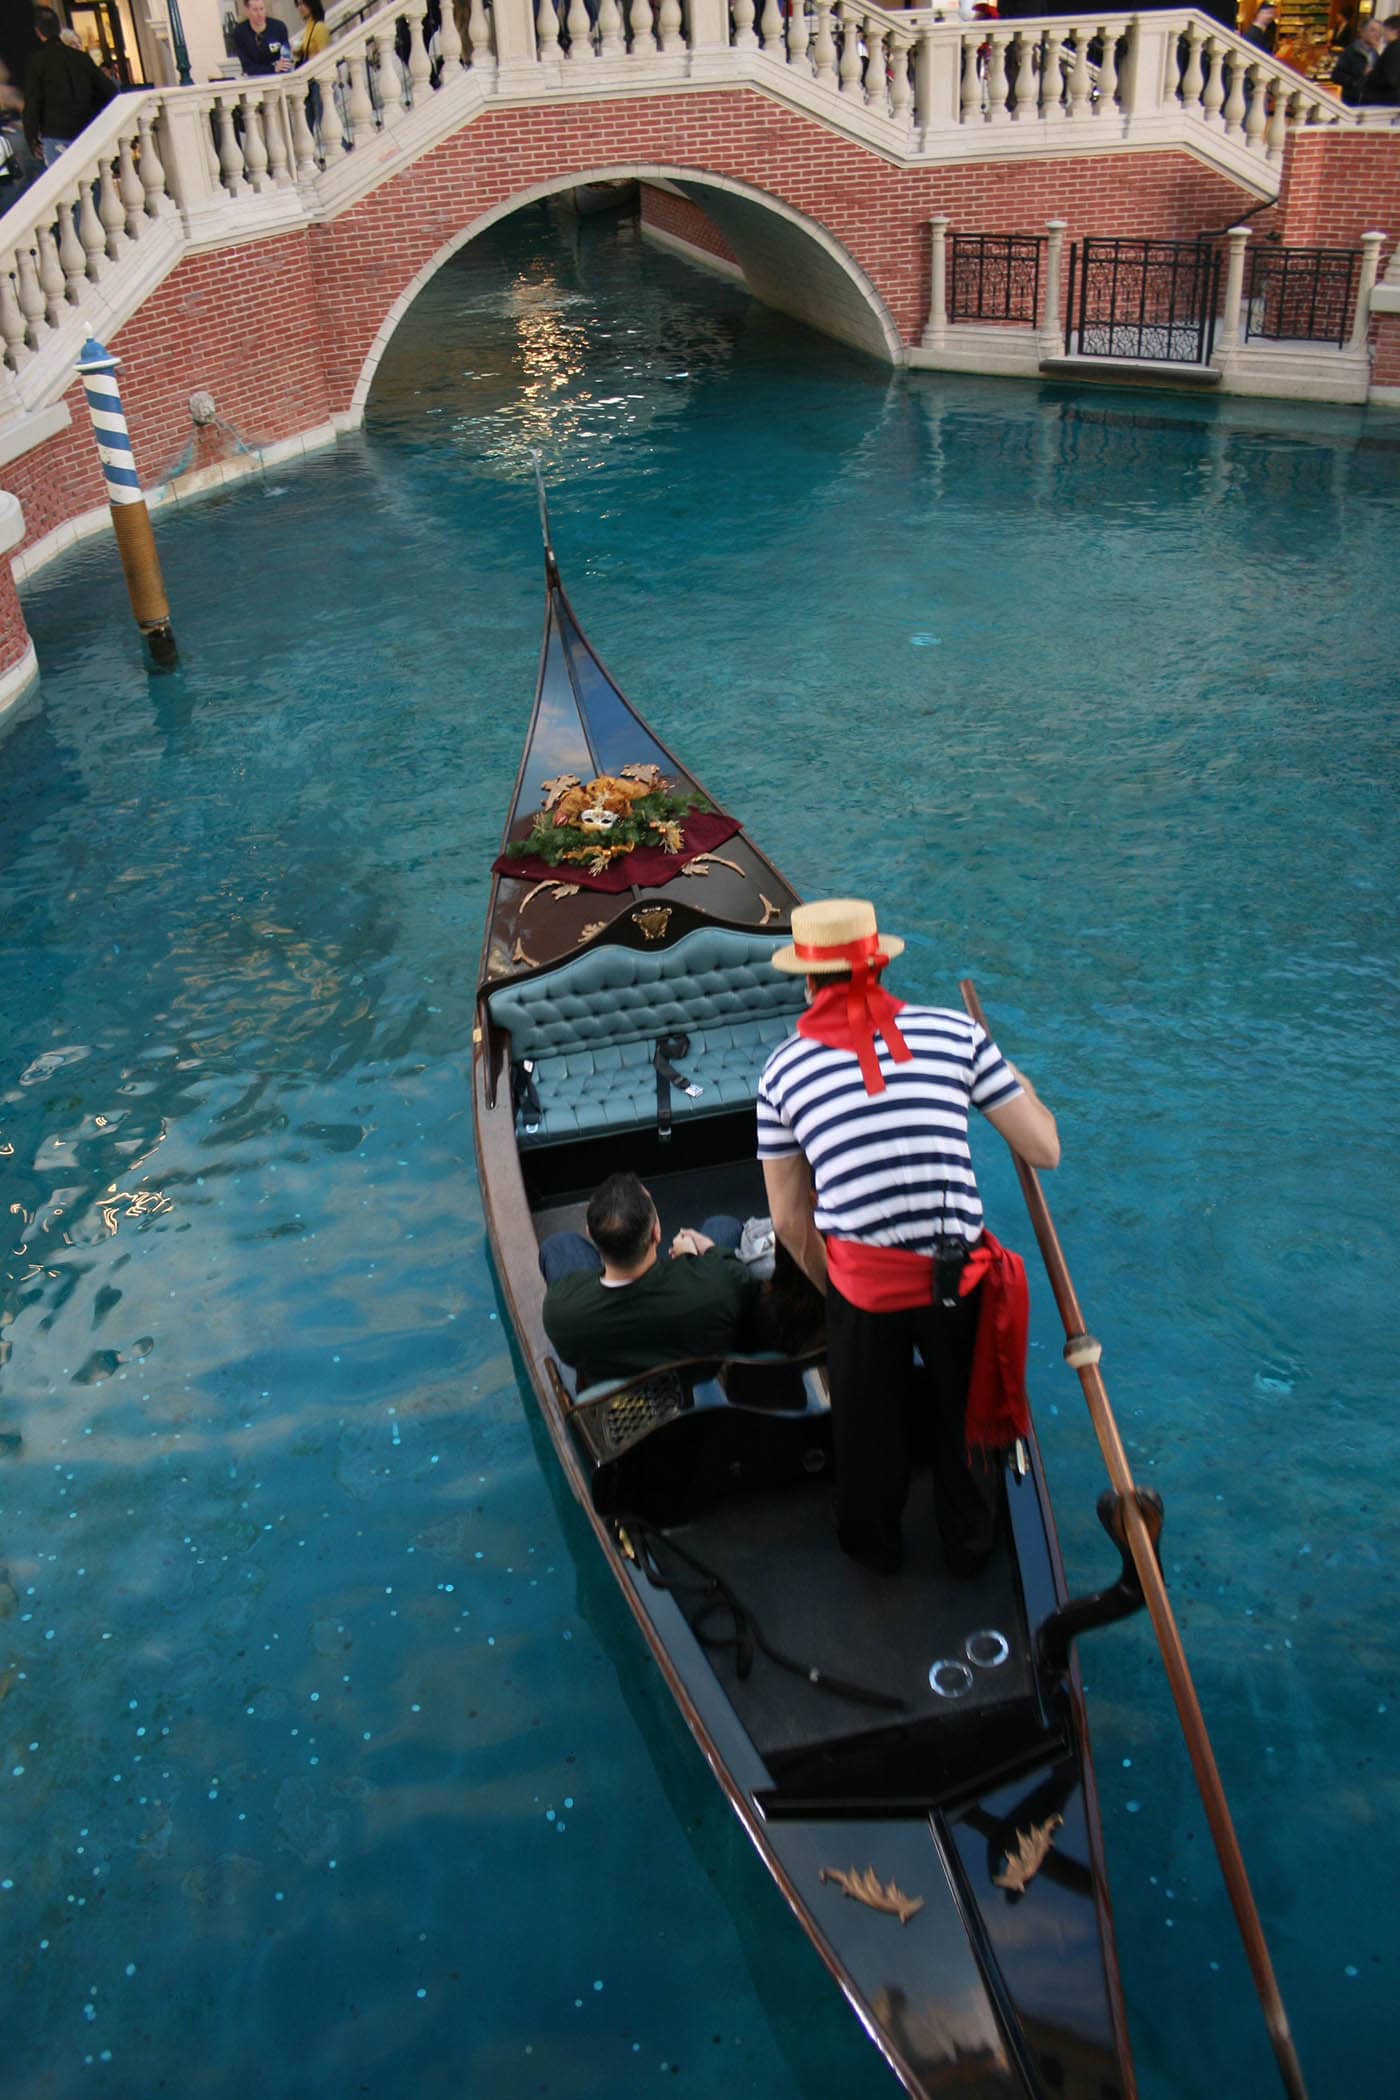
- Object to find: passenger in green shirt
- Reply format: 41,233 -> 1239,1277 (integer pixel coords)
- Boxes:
541,1172 -> 759,1391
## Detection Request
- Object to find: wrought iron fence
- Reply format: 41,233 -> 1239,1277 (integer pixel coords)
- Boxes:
1065,237 -> 1220,366
948,234 -> 1045,325
1244,245 -> 1360,349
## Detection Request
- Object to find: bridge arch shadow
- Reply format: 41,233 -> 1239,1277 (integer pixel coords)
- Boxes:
352,167 -> 903,416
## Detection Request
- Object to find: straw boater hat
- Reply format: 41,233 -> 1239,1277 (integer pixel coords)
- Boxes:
771,899 -> 906,976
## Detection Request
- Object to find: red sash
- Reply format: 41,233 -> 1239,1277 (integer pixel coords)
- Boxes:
825,1231 -> 1030,1457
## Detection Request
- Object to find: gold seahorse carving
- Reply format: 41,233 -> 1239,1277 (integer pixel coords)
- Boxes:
818,1866 -> 924,1927
993,1814 -> 1063,1894
680,853 -> 745,880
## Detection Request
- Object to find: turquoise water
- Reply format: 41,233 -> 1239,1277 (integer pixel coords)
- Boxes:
2,206 -> 1396,2098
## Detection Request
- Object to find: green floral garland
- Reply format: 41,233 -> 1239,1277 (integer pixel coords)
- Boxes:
508,786 -> 710,870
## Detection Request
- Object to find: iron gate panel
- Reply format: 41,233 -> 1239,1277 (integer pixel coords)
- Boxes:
949,234 -> 1045,325
1245,246 -> 1359,348
1065,238 -> 1221,366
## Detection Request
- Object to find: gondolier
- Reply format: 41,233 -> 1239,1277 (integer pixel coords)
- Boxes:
757,899 -> 1060,1577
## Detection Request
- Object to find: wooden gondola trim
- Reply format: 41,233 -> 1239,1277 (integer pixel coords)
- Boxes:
960,977 -> 1310,2100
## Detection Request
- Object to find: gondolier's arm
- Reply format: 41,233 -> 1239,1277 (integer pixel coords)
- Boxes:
762,1153 -> 828,1296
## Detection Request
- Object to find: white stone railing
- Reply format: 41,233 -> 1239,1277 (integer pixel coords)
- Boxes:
0,2 -> 1369,405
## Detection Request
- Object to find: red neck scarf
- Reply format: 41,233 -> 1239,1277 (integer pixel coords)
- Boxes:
797,974 -> 912,1096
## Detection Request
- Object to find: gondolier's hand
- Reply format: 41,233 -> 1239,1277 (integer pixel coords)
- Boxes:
670,1229 -> 714,1258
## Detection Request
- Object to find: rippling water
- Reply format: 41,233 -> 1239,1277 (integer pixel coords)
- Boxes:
2,205 -> 1396,2099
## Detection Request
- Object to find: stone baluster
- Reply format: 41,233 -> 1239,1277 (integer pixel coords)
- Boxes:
1096,23 -> 1118,112
15,245 -> 45,343
837,6 -> 862,97
345,51 -> 377,142
0,269 -> 28,366
95,152 -> 128,259
985,32 -> 1009,121
1214,223 -> 1249,366
536,0 -> 561,59
1041,217 -> 1067,356
787,0 -> 809,71
1045,27 -> 1066,120
923,213 -> 948,349
864,18 -> 888,111
215,94 -> 248,192
597,0 -> 624,58
1180,24 -> 1204,118
960,31 -> 981,122
1244,63 -> 1269,152
631,0 -> 658,57
657,0 -> 684,54
368,29 -> 398,117
812,0 -> 837,90
117,134 -> 146,238
241,93 -> 270,190
75,180 -> 108,279
407,15 -> 433,95
1265,83 -> 1292,159
733,0 -> 757,53
57,194 -> 86,297
1222,53 -> 1247,141
759,0 -> 783,59
1351,230 -> 1385,352
36,224 -> 66,323
288,84 -> 320,178
1012,30 -> 1037,122
1065,26 -> 1090,119
260,95 -> 288,186
565,0 -> 593,61
137,111 -> 174,215
1202,38 -> 1225,126
888,30 -> 912,130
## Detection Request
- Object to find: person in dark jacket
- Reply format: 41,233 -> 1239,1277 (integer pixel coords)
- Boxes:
232,0 -> 295,75
1333,14 -> 1392,99
1362,16 -> 1400,100
22,8 -> 116,167
1243,1 -> 1278,52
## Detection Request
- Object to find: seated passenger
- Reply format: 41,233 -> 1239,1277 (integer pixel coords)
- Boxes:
540,1171 -> 759,1391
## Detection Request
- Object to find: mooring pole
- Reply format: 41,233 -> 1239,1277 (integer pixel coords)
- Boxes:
74,331 -> 177,669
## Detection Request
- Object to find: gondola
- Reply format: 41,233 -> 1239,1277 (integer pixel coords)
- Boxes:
473,475 -> 1149,2100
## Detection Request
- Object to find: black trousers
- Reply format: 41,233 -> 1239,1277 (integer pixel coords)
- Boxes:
825,1280 -> 1001,1572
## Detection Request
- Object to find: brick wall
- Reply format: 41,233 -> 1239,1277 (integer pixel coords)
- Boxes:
5,231 -> 331,563
0,558 -> 31,678
640,183 -> 740,267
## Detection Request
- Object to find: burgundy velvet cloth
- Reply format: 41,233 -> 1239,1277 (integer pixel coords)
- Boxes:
492,811 -> 743,894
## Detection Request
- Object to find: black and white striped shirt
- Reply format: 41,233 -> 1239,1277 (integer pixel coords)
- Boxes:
756,1006 -> 1022,1252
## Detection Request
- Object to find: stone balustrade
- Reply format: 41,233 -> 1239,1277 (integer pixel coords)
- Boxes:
0,1 -> 1379,405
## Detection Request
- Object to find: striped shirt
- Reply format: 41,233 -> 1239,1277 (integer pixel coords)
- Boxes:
756,1005 -> 1022,1252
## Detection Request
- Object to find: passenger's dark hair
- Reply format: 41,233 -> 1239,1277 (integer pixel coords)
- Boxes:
302,0 -> 325,17
34,9 -> 62,38
586,1173 -> 656,1267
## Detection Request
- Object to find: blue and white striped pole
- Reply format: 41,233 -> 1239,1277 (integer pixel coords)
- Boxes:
75,329 -> 176,667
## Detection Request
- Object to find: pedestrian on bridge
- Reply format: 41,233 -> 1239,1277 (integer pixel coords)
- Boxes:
22,7 -> 115,170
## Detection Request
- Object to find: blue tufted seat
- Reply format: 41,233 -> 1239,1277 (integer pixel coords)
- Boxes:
487,926 -> 804,1145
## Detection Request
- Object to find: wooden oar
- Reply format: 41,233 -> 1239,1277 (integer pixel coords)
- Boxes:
960,977 -> 1310,2100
